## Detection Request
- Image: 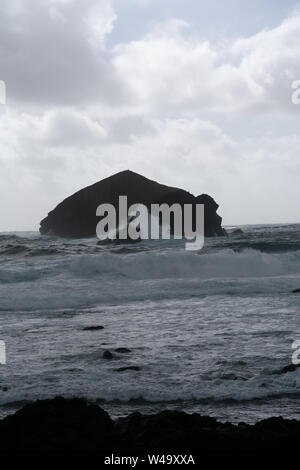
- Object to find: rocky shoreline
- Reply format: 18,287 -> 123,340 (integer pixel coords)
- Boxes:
0,397 -> 299,450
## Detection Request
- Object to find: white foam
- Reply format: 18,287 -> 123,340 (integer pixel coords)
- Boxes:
67,248 -> 300,281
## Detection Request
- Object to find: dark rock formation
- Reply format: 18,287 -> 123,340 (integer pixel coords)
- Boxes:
292,288 -> 300,293
83,325 -> 104,331
0,397 -> 113,450
40,170 -> 225,238
103,350 -> 113,360
115,348 -> 131,353
116,366 -> 140,372
116,411 -> 300,451
196,194 -> 225,237
274,363 -> 300,374
0,397 -> 300,451
231,228 -> 244,235
96,237 -> 141,246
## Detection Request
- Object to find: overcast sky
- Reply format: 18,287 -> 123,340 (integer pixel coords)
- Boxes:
1,0 -> 300,230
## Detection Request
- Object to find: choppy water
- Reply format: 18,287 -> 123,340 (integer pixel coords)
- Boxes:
0,224 -> 300,423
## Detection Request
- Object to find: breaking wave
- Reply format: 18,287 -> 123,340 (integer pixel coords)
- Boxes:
1,247 -> 300,284
67,248 -> 300,281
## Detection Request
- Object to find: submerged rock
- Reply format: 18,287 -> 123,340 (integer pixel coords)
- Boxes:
83,325 -> 104,331
40,170 -> 225,239
292,288 -> 300,293
116,366 -> 140,372
103,350 -> 113,360
115,348 -> 131,353
280,364 -> 300,374
97,237 -> 141,246
231,229 -> 244,235
272,363 -> 300,375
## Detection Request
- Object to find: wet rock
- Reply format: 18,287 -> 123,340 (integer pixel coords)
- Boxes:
103,350 -> 113,360
292,288 -> 300,293
272,363 -> 300,374
97,238 -> 141,246
0,397 -> 300,450
0,397 -> 114,450
115,348 -> 131,354
83,326 -> 104,331
231,229 -> 244,235
116,366 -> 140,372
115,410 -> 296,451
281,364 -> 300,374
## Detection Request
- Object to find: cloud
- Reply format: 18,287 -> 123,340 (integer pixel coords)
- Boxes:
113,14 -> 300,114
41,109 -> 108,147
1,2 -> 300,229
1,111 -> 299,229
2,1 -> 300,114
0,0 -> 124,106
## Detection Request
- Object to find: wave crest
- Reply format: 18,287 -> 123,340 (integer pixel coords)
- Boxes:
68,248 -> 300,281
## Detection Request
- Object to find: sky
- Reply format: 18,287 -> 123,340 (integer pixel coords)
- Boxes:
1,0 -> 300,230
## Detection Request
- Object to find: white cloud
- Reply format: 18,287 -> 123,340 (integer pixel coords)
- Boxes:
113,14 -> 300,113
85,0 -> 117,49
41,109 -> 108,147
1,2 -> 300,230
1,111 -> 299,230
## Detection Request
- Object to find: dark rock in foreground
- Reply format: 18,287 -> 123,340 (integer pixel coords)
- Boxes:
0,397 -> 113,450
40,170 -> 225,238
0,397 -> 300,450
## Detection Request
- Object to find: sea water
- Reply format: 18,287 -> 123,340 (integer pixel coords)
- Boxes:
0,224 -> 299,423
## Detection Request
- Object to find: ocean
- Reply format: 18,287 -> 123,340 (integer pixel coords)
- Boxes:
0,223 -> 299,423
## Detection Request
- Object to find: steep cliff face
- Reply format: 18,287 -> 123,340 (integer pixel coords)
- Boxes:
39,170 -> 225,238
